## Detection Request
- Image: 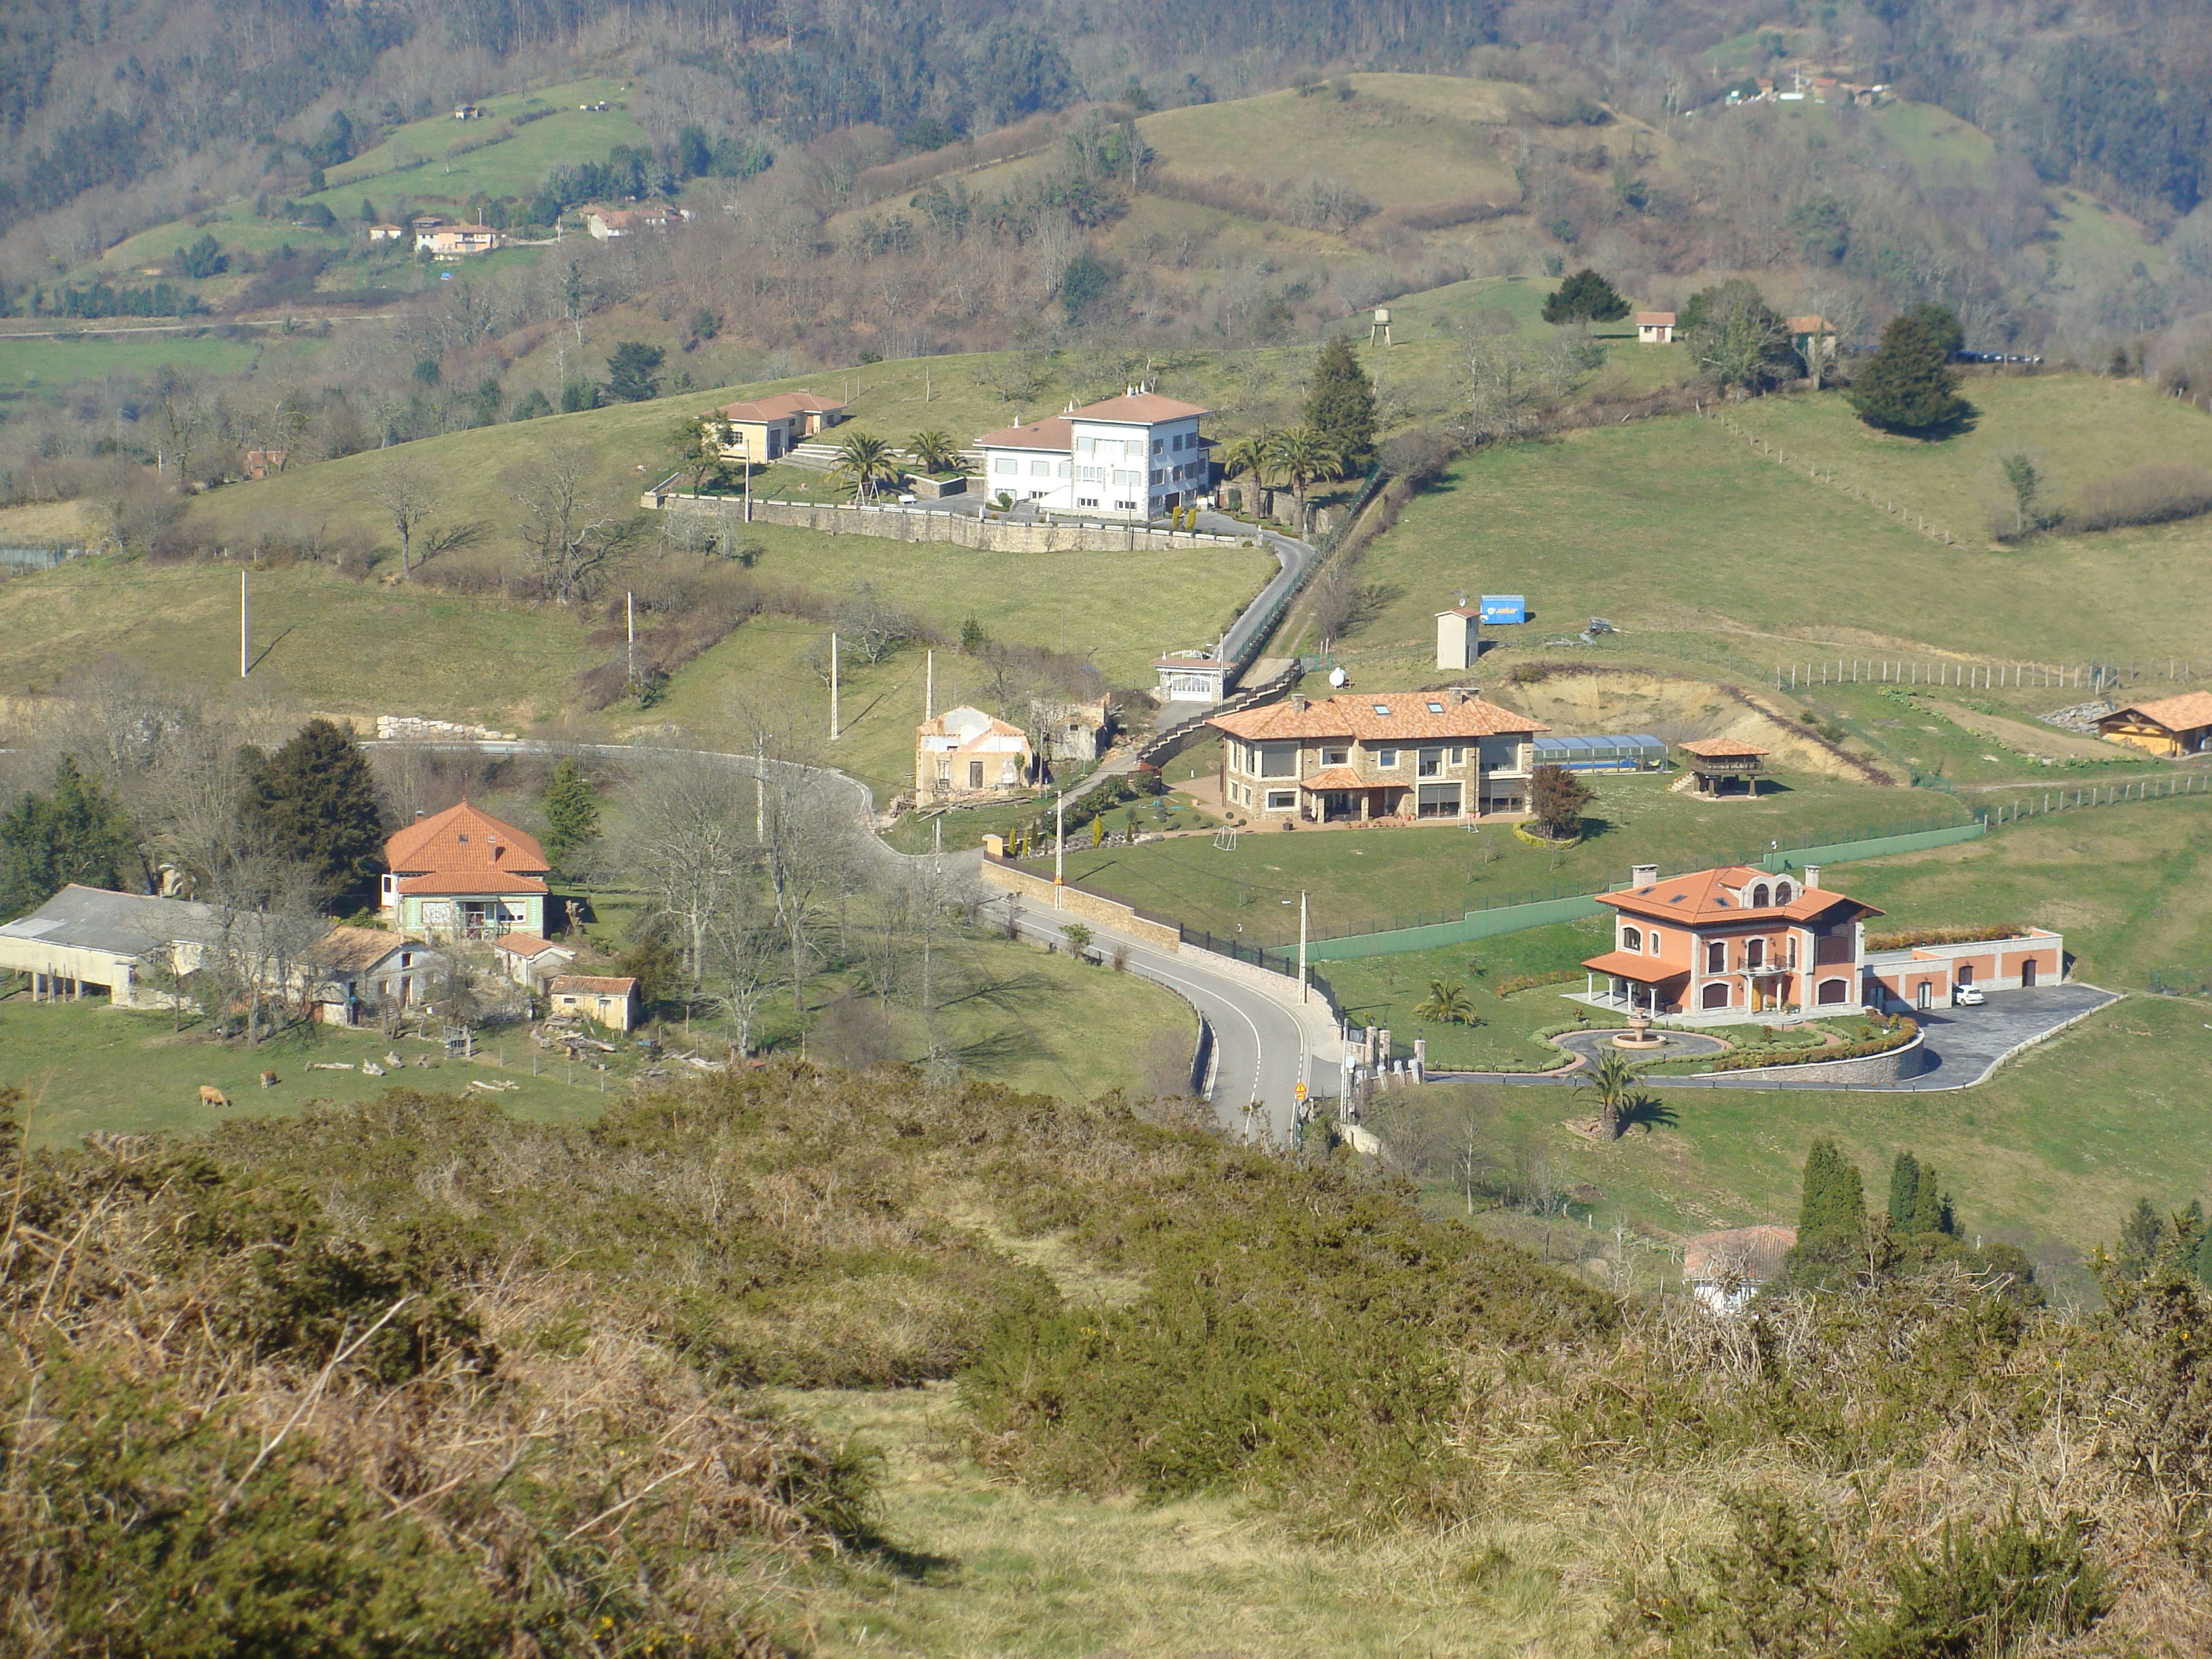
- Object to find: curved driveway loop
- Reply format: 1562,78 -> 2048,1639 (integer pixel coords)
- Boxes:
1435,984 -> 2122,1093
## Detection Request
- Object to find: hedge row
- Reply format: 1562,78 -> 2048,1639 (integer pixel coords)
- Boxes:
1705,1017 -> 1919,1073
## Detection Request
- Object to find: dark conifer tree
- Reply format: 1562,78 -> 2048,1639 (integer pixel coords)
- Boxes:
1304,335 -> 1378,470
1540,268 -> 1631,325
1888,1150 -> 1921,1226
245,719 -> 384,890
1847,314 -> 1967,434
0,758 -> 137,917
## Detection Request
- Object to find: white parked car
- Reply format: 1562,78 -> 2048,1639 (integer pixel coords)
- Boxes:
1953,985 -> 1985,1007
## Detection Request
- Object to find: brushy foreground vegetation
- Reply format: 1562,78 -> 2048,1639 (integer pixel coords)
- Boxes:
7,1068 -> 2212,1654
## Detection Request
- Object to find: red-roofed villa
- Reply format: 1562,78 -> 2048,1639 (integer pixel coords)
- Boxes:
381,801 -> 553,941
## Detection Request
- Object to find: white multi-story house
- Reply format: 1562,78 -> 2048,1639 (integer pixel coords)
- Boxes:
973,390 -> 1212,521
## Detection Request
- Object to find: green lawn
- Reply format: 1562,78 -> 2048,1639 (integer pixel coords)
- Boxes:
319,77 -> 644,203
1361,389 -> 2212,668
1322,918 -> 1609,1068
1053,771 -> 1969,943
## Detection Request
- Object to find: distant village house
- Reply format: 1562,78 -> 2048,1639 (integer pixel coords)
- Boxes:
415,223 -> 504,257
1635,310 -> 1677,344
2096,692 -> 2212,756
704,391 -> 847,465
975,390 -> 1212,522
382,801 -> 552,941
550,975 -> 638,1031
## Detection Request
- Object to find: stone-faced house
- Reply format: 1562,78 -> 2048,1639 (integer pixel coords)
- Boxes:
1208,689 -> 1546,823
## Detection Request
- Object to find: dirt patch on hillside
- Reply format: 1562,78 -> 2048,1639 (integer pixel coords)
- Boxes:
0,499 -> 95,543
1925,699 -> 2129,762
1481,663 -> 1896,784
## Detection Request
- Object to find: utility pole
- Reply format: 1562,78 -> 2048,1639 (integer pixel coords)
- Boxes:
1298,890 -> 1309,1003
239,571 -> 249,678
743,459 -> 752,523
924,648 -> 934,722
754,733 -> 766,842
1054,792 -> 1066,906
829,631 -> 840,739
626,590 -> 636,687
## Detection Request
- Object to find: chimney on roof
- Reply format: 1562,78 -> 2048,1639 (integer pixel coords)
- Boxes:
1631,863 -> 1659,888
1803,865 -> 1822,889
1289,693 -> 1308,712
414,810 -> 425,820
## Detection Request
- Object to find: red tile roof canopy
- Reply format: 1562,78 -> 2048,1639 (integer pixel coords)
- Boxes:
1595,864 -> 1883,927
2104,691 -> 2212,733
712,390 -> 847,423
1209,691 -> 1546,743
1064,391 -> 1210,424
385,800 -> 550,896
974,415 -> 1075,451
1635,310 -> 1677,326
1677,737 -> 1769,758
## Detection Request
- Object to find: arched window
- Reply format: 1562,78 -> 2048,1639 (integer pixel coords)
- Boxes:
1746,938 -> 1765,968
1817,977 -> 1849,1005
1622,926 -> 1643,952
1750,884 -> 1770,907
1702,981 -> 1732,1009
1775,881 -> 1793,903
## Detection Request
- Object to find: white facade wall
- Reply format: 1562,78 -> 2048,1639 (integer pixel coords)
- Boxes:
980,413 -> 1207,521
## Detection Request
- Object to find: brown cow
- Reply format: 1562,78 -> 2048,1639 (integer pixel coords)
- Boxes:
198,1086 -> 231,1109
259,1070 -> 279,1088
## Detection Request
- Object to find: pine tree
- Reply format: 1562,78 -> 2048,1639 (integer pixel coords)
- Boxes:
541,760 -> 600,871
1847,314 -> 1967,434
245,719 -> 384,891
1888,1150 -> 1921,1226
1541,268 -> 1631,325
1796,1137 -> 1865,1246
0,757 -> 138,918
1303,335 -> 1378,470
1908,1164 -> 1946,1235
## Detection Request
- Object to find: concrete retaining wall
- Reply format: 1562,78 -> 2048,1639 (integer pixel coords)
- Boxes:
978,857 -> 1182,952
1674,1032 -> 1927,1086
643,490 -> 1258,554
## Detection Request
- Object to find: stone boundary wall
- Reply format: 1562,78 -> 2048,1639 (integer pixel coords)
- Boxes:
977,857 -> 1183,951
643,489 -> 1259,555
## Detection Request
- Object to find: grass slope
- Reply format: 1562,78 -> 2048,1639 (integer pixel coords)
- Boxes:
1059,771 -> 1965,941
1360,386 -> 2212,667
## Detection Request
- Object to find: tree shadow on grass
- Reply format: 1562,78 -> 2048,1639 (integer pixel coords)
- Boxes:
1619,1093 -> 1678,1134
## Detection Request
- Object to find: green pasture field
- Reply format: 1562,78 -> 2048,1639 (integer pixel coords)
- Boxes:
1320,917 -> 1611,1069
0,916 -> 1194,1147
0,331 -> 260,394
1727,373 -> 2212,550
0,558 -> 598,722
1136,73 -> 1527,209
0,998 -> 609,1147
1370,789 -> 2212,1289
1053,771 -> 1969,942
321,77 -> 644,201
1358,391 -> 2212,668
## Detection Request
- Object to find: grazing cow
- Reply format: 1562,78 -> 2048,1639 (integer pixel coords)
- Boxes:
259,1070 -> 279,1088
198,1086 -> 230,1109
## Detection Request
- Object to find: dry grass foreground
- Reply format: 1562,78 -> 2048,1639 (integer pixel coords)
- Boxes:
7,1068 -> 2212,1656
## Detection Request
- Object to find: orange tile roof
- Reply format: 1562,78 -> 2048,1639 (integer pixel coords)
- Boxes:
1683,1225 -> 1797,1282
1210,692 -> 1544,743
974,415 -> 1073,451
1596,865 -> 1882,926
1580,949 -> 1689,983
386,800 -> 549,894
2104,691 -> 2212,733
494,932 -> 571,957
1678,737 -> 1769,758
552,975 -> 637,995
1065,391 -> 1209,423
715,390 -> 847,423
1635,310 -> 1676,325
1295,766 -> 1370,791
311,925 -> 411,972
1786,314 -> 1832,333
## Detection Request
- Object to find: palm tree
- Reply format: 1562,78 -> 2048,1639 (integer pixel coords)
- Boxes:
906,428 -> 966,476
1220,430 -> 1274,520
1578,1050 -> 1641,1140
1266,426 -> 1345,535
829,430 -> 900,502
1416,978 -> 1475,1025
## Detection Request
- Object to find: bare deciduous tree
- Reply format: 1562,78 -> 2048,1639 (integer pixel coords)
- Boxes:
371,457 -> 438,577
512,449 -> 640,605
